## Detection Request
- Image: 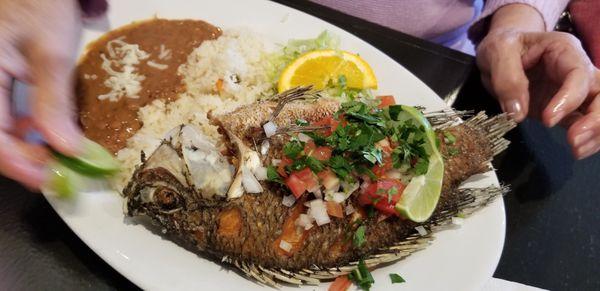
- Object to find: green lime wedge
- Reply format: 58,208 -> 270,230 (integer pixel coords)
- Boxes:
395,105 -> 444,223
54,138 -> 120,177
47,162 -> 84,199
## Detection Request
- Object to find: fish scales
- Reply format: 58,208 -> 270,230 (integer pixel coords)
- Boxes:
124,98 -> 502,271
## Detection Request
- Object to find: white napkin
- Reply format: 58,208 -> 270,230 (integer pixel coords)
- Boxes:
482,278 -> 548,291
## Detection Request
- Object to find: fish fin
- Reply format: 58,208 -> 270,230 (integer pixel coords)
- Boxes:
463,113 -> 516,156
226,185 -> 509,286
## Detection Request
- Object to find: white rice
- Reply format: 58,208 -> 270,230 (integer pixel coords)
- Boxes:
112,29 -> 275,191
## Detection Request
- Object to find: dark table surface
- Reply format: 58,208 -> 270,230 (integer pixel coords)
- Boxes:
1,1 -> 598,291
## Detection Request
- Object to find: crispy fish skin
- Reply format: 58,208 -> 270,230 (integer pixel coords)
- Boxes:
124,99 -> 494,270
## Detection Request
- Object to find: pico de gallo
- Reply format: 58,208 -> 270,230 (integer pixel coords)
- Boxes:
267,95 -> 434,218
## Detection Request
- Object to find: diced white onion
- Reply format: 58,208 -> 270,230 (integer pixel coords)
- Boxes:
308,199 -> 330,226
341,181 -> 359,194
313,189 -> 323,199
295,214 -> 314,230
260,140 -> 270,155
345,204 -> 355,215
242,167 -> 263,193
271,159 -> 281,166
282,194 -> 296,207
279,240 -> 292,252
415,226 -> 428,236
332,192 -> 346,203
253,166 -> 267,181
451,217 -> 464,226
307,184 -> 320,194
322,175 -> 340,192
385,169 -> 403,179
360,181 -> 370,191
298,133 -> 312,142
263,121 -> 277,138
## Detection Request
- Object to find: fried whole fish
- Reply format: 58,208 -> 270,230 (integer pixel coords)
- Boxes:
123,90 -> 515,285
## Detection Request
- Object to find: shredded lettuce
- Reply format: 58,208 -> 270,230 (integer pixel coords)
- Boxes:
267,31 -> 374,102
267,30 -> 340,82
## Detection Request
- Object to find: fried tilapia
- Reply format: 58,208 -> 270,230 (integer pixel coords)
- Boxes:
123,89 -> 515,285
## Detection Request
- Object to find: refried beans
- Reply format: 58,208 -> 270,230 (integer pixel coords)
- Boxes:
76,19 -> 221,154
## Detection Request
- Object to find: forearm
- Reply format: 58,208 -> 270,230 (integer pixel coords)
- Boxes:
488,4 -> 545,33
469,0 -> 569,43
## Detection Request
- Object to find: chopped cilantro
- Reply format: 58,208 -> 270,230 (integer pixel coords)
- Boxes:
305,156 -> 324,173
356,165 -> 378,181
389,273 -> 406,284
387,186 -> 398,203
443,131 -> 456,144
353,225 -> 366,248
266,166 -> 283,184
348,260 -> 375,291
447,147 -> 460,157
283,140 -> 304,159
362,147 -> 383,165
413,158 -> 429,175
388,105 -> 403,121
328,156 -> 353,179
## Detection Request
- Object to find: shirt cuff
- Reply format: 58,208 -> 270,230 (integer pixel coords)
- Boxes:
78,0 -> 108,18
468,0 -> 570,44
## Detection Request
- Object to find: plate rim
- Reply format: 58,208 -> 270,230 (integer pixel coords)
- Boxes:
44,0 -> 506,290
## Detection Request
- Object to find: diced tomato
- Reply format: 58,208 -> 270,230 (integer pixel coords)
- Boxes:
326,201 -> 344,218
372,156 -> 393,178
318,168 -> 339,190
358,179 -> 406,216
295,167 -> 318,190
277,156 -> 292,177
377,95 -> 396,108
313,146 -> 332,161
328,275 -> 352,291
375,138 -> 394,154
313,116 -> 340,137
304,140 -> 331,161
286,168 -> 319,198
304,140 -> 316,155
285,174 -> 307,198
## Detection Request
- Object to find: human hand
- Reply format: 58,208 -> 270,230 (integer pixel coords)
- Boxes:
0,0 -> 83,189
477,4 -> 600,160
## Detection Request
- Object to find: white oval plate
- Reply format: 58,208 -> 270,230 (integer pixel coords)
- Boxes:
43,0 -> 505,290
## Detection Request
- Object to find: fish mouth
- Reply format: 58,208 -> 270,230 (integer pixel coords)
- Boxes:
124,124 -> 236,215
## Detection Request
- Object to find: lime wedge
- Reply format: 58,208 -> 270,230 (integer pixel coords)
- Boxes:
395,105 -> 444,222
47,162 -> 83,199
54,138 -> 120,177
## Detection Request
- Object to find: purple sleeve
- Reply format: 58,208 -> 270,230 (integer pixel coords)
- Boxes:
469,0 -> 570,43
78,0 -> 108,18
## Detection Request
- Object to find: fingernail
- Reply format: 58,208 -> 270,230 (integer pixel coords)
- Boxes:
548,110 -> 565,127
503,100 -> 523,120
552,97 -> 567,114
577,140 -> 600,160
46,120 -> 84,155
574,131 -> 593,147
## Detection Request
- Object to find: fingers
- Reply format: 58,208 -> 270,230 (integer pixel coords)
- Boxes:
542,67 -> 591,127
0,132 -> 49,189
477,32 -> 530,121
567,112 -> 600,160
27,41 -> 83,156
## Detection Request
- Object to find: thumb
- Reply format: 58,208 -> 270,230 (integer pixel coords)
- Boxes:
27,41 -> 83,156
477,32 -> 530,121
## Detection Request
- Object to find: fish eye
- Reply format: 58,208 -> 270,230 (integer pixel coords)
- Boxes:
154,187 -> 182,211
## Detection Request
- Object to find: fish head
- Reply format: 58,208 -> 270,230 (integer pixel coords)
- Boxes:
124,124 -> 235,216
